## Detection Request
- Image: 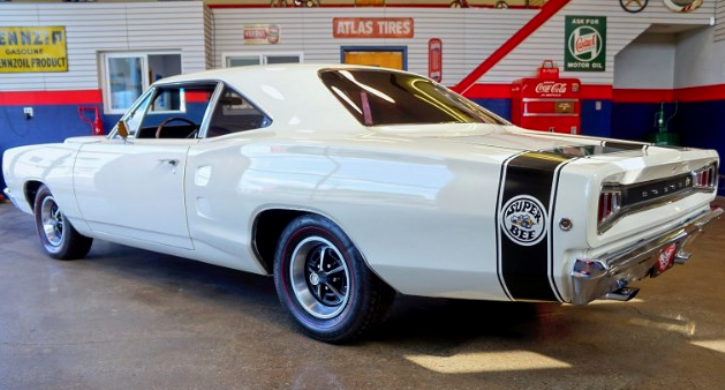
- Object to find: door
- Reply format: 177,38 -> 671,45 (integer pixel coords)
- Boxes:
341,46 -> 407,70
74,140 -> 193,248
73,82 -> 218,249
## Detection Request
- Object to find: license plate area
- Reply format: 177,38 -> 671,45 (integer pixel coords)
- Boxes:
651,243 -> 677,277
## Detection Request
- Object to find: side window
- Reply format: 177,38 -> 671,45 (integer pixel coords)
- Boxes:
134,85 -> 215,139
206,88 -> 270,138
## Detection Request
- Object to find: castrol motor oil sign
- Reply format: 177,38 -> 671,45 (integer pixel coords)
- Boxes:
564,16 -> 606,72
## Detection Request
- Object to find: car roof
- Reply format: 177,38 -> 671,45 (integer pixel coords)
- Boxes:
154,63 -> 411,85
152,64 -> 418,134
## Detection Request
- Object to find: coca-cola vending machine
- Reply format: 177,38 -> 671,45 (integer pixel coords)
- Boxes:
510,61 -> 581,134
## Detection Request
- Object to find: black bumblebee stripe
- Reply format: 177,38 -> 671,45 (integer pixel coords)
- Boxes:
494,152 -> 526,301
497,151 -> 573,301
547,158 -> 577,302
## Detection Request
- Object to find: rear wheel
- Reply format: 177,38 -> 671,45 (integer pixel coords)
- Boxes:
34,185 -> 93,260
274,215 -> 395,343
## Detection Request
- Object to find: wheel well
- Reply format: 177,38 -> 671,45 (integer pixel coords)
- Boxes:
23,181 -> 43,211
253,209 -> 307,274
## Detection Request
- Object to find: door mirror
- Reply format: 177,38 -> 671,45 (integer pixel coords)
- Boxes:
117,120 -> 129,140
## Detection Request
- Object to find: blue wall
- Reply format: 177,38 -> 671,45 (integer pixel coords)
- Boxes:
581,99 -> 612,138
473,97 -> 613,138
612,100 -> 725,196
674,100 -> 725,196
0,103 -> 104,191
471,98 -> 511,121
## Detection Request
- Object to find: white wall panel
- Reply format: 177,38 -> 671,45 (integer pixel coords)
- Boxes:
674,26 -> 725,88
204,5 -> 214,70
211,7 -> 531,85
0,2 -> 209,92
481,0 -> 716,86
613,33 -> 675,89
716,0 -> 725,42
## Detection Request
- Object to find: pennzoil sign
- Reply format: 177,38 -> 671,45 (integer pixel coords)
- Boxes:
0,26 -> 68,73
564,16 -> 606,72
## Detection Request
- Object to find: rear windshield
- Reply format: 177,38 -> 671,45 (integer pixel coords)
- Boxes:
319,69 -> 510,127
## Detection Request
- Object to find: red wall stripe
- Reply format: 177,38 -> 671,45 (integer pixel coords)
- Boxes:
675,84 -> 725,102
3,84 -> 724,106
464,83 -> 613,100
612,88 -> 674,103
0,90 -> 102,106
461,83 -> 512,99
453,0 -> 572,95
580,85 -> 612,100
207,3 -> 542,9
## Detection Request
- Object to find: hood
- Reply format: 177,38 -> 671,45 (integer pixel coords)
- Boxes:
64,136 -> 107,144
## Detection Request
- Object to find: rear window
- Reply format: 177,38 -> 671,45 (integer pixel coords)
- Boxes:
319,69 -> 509,127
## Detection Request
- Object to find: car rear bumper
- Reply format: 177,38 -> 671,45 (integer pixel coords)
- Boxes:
571,206 -> 723,305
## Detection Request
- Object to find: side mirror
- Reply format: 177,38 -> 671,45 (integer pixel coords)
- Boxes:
117,120 -> 129,140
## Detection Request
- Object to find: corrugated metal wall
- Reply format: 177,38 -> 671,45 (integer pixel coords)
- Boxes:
204,5 -> 215,70
211,8 -> 534,85
0,1 -> 716,91
716,0 -> 725,42
0,2 -> 208,92
483,0 -> 716,85
212,0 -> 714,87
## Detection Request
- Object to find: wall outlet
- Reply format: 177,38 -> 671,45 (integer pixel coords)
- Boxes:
23,107 -> 34,119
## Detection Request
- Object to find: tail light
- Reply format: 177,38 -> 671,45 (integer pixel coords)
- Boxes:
598,188 -> 621,228
693,164 -> 717,190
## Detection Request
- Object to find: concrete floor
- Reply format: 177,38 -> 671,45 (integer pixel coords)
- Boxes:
1,202 -> 725,390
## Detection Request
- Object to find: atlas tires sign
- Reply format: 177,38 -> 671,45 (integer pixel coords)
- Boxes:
564,16 -> 606,72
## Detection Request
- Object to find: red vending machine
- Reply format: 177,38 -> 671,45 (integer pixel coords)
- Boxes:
510,60 -> 581,135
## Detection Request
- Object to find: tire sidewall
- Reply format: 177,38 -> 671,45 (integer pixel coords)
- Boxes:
34,186 -> 69,257
274,217 -> 368,339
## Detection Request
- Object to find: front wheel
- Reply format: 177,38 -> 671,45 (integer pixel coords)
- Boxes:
34,185 -> 93,260
274,215 -> 395,343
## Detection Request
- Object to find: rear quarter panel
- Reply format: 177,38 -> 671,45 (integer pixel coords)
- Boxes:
186,132 -> 515,300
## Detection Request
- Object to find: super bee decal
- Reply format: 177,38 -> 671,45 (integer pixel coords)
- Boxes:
501,195 -> 547,246
495,151 -> 577,302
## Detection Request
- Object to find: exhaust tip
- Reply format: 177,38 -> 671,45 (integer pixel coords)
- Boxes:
604,287 -> 640,302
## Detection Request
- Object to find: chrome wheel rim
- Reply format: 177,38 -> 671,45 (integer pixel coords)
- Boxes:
290,236 -> 350,319
40,196 -> 63,247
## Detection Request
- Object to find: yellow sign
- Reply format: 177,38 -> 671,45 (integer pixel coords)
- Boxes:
0,26 -> 68,73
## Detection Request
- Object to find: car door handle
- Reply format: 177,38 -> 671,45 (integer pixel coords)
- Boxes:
159,159 -> 179,167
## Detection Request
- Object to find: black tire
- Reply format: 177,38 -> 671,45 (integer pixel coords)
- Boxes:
33,185 -> 93,260
273,214 -> 395,343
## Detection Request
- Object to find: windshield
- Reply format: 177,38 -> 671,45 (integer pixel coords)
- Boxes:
319,68 -> 510,127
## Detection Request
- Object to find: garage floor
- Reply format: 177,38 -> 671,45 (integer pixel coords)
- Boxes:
1,201 -> 725,390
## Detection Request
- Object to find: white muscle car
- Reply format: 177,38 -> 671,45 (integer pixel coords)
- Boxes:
2,64 -> 722,343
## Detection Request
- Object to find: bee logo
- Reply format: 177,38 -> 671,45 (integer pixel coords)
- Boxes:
501,195 -> 548,246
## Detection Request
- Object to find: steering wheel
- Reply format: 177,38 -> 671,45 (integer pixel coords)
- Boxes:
155,117 -> 198,139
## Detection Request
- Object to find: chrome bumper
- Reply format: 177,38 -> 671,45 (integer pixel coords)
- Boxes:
2,188 -> 21,209
571,206 -> 723,305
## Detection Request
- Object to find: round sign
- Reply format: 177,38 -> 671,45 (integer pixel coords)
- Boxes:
619,0 -> 649,13
500,195 -> 548,246
567,26 -> 603,62
663,0 -> 703,12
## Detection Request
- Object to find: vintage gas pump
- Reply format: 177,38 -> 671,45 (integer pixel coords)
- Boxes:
646,101 -> 680,145
510,60 -> 581,134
